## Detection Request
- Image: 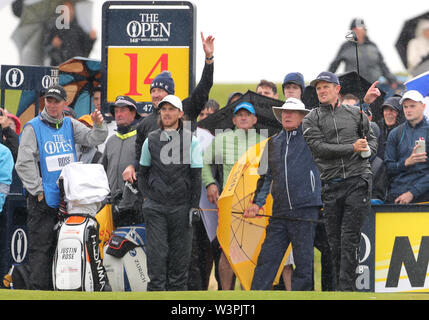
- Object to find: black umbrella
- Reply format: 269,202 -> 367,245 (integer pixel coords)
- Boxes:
395,11 -> 429,69
302,86 -> 319,109
338,71 -> 386,124
197,90 -> 283,137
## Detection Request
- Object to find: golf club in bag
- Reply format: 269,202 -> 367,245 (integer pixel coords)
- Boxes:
346,30 -> 371,158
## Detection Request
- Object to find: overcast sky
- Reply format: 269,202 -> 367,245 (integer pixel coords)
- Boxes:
0,0 -> 427,84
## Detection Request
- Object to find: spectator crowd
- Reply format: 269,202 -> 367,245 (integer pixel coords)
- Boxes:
1,14 -> 429,293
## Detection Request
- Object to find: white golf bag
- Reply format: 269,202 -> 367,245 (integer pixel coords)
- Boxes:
52,163 -> 110,291
103,224 -> 149,291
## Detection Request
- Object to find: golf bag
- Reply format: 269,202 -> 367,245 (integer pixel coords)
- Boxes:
52,214 -> 108,291
103,224 -> 149,291
52,162 -> 111,291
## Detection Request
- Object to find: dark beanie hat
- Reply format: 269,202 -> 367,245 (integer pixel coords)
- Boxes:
150,71 -> 175,95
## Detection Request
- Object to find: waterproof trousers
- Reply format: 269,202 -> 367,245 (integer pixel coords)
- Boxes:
26,194 -> 58,290
321,174 -> 372,291
251,206 -> 319,291
143,199 -> 192,291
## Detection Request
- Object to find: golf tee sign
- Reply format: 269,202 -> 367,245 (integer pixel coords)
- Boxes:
101,1 -> 196,115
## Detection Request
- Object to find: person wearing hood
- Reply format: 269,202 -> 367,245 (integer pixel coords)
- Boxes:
244,98 -> 322,291
329,18 -> 397,88
407,19 -> 429,76
101,95 -> 142,204
15,84 -> 107,290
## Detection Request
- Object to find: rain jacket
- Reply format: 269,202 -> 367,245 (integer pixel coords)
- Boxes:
384,118 -> 429,202
302,102 -> 377,183
253,126 -> 322,214
101,121 -> 139,198
407,19 -> 429,72
202,128 -> 262,191
329,38 -> 396,84
138,127 -> 202,208
0,143 -> 13,213
15,108 -> 108,202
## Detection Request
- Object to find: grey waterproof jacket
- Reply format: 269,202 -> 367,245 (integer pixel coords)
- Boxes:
16,109 -> 108,196
302,102 -> 377,183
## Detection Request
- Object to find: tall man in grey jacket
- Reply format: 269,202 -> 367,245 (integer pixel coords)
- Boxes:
15,85 -> 107,290
302,72 -> 377,291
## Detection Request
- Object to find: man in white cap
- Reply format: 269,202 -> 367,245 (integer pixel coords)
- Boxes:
138,95 -> 203,291
244,98 -> 322,291
384,90 -> 429,204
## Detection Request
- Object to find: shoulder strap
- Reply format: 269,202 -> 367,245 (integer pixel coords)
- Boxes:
396,123 -> 405,145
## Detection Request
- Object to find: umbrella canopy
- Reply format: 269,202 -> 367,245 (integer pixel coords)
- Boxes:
303,71 -> 387,124
339,71 -> 386,124
395,11 -> 429,69
405,70 -> 429,97
217,138 -> 290,290
197,90 -> 283,137
59,57 -> 101,118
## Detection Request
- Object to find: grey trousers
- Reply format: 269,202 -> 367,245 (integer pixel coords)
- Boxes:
143,199 -> 192,291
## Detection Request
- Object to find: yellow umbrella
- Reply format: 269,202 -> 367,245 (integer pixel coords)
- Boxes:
95,203 -> 114,259
217,138 -> 291,290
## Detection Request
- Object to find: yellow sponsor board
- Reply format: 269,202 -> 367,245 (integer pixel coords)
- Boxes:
375,211 -> 429,292
106,47 -> 189,102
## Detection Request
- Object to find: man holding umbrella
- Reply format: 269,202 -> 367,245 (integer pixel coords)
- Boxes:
302,71 -> 377,291
244,98 -> 322,291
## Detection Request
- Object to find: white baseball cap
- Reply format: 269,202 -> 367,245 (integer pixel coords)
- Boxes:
272,98 -> 310,123
158,95 -> 183,111
400,90 -> 425,105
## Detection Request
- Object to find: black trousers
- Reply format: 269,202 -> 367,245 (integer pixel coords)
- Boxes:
26,194 -> 58,290
251,207 -> 319,291
143,199 -> 193,291
321,175 -> 372,291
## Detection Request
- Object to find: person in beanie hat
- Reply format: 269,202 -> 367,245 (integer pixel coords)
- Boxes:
150,70 -> 175,96
124,33 -> 215,186
282,72 -> 305,100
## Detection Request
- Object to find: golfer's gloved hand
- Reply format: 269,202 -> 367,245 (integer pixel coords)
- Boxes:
189,208 -> 202,226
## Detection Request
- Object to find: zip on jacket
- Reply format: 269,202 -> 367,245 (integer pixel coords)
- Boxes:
284,131 -> 293,210
330,106 -> 347,180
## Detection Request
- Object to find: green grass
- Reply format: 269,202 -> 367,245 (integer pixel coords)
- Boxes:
208,83 -> 285,108
1,288 -> 428,300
